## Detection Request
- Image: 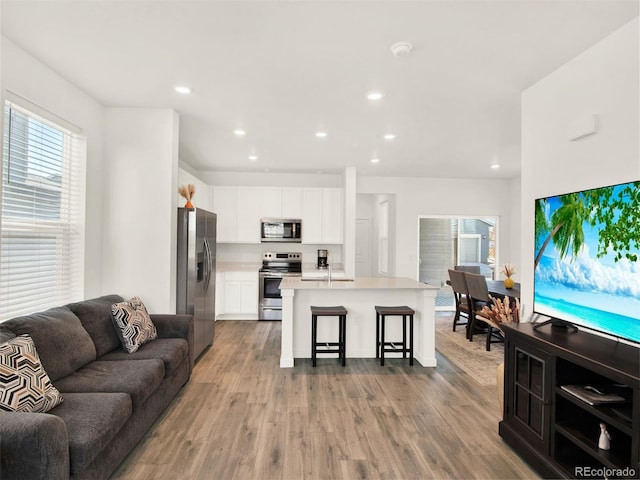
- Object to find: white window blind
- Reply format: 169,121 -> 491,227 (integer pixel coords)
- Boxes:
1,100 -> 86,321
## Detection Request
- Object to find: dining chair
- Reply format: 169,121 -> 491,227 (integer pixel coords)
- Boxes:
464,272 -> 491,342
482,301 -> 507,352
447,269 -> 472,332
454,265 -> 481,274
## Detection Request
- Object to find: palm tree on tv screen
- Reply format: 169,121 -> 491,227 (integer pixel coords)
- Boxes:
534,182 -> 640,269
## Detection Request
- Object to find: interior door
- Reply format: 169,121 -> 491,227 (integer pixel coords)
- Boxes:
355,218 -> 372,277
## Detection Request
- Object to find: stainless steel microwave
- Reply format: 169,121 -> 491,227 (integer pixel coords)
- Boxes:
260,218 -> 302,243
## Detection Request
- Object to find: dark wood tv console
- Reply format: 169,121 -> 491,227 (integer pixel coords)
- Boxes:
500,323 -> 639,479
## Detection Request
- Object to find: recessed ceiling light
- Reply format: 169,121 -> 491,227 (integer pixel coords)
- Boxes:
391,41 -> 413,57
490,163 -> 500,169
367,92 -> 384,101
383,133 -> 397,140
370,157 -> 380,164
315,131 -> 328,138
234,129 -> 246,136
174,85 -> 191,95
249,155 -> 258,161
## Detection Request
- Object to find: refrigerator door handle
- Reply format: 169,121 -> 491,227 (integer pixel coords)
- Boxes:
207,238 -> 213,290
203,237 -> 212,291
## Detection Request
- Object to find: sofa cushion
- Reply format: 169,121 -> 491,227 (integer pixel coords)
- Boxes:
0,327 -> 16,344
0,335 -> 64,413
111,297 -> 158,353
54,359 -> 164,410
99,338 -> 189,377
49,392 -> 132,475
2,307 -> 96,382
66,295 -> 124,357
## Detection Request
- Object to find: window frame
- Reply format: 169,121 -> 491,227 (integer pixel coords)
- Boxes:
0,95 -> 86,321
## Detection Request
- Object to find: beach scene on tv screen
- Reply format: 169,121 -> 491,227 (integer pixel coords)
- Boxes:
534,181 -> 640,343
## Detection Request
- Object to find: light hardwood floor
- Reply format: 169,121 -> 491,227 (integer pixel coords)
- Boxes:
112,320 -> 539,479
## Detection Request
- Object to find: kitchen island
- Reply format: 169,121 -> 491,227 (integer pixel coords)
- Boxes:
279,276 -> 439,368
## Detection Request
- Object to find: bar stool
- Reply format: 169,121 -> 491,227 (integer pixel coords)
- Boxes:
375,305 -> 415,366
310,305 -> 347,367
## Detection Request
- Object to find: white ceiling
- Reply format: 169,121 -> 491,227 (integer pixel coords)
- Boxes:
1,1 -> 638,179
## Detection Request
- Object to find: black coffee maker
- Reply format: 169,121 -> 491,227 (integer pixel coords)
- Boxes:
317,249 -> 328,269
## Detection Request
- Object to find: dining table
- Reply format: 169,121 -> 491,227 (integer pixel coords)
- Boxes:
486,279 -> 521,299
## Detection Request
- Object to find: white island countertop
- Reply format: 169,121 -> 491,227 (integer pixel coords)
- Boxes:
281,276 -> 436,290
279,276 -> 439,368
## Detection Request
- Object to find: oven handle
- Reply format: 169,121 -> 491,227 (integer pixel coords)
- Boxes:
259,273 -> 301,278
261,307 -> 282,311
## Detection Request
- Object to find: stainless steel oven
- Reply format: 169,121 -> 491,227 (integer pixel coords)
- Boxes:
258,252 -> 302,321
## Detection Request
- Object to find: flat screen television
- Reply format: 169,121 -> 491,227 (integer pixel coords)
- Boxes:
533,180 -> 640,345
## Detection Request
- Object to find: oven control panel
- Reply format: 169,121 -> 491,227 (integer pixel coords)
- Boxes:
262,252 -> 302,261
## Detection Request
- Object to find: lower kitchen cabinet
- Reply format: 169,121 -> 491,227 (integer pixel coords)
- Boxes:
216,271 -> 258,320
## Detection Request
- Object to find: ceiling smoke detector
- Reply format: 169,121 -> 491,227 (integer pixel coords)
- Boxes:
391,41 -> 412,57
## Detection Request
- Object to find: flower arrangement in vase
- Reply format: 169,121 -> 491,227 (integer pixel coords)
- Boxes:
481,295 -> 521,335
178,184 -> 195,208
501,263 -> 516,289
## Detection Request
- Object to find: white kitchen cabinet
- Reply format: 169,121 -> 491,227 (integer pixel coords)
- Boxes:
302,188 -> 323,243
322,187 -> 343,243
213,186 -> 274,242
262,187 -> 283,218
212,186 -> 238,242
236,187 -> 262,242
219,272 -> 258,319
261,186 -> 301,219
281,187 -> 303,218
302,187 -> 343,243
215,271 -> 224,318
212,185 -> 342,243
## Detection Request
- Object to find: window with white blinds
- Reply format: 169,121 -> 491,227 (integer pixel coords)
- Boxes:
1,100 -> 86,321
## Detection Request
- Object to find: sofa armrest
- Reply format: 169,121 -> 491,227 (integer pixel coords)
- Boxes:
0,411 -> 69,480
150,314 -> 194,373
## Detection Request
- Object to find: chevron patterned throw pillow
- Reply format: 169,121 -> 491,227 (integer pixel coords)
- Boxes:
111,297 -> 158,353
0,334 -> 64,412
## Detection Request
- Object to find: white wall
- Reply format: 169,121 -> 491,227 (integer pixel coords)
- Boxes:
0,37 -> 106,298
508,176 -> 522,274
521,17 -> 640,317
358,176 -> 516,281
102,108 -> 179,312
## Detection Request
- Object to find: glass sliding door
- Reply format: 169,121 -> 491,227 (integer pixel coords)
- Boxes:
418,216 -> 498,309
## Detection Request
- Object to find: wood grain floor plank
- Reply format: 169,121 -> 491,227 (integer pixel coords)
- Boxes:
112,319 -> 540,480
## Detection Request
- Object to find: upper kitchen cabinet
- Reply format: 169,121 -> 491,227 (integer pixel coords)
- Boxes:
302,187 -> 343,244
212,186 -> 238,242
212,185 -> 342,243
213,185 -> 260,242
262,186 -> 302,219
262,187 -> 283,218
236,187 -> 262,243
281,187 -> 302,218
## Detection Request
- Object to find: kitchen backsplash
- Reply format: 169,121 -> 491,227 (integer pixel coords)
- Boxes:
216,243 -> 342,265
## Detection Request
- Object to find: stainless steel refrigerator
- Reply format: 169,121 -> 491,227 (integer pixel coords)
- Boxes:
176,207 -> 216,358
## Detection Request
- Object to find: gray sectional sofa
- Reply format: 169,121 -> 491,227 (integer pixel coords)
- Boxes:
0,294 -> 194,480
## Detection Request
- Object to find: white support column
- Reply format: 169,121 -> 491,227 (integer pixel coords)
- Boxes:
415,288 -> 437,367
280,288 -> 295,367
